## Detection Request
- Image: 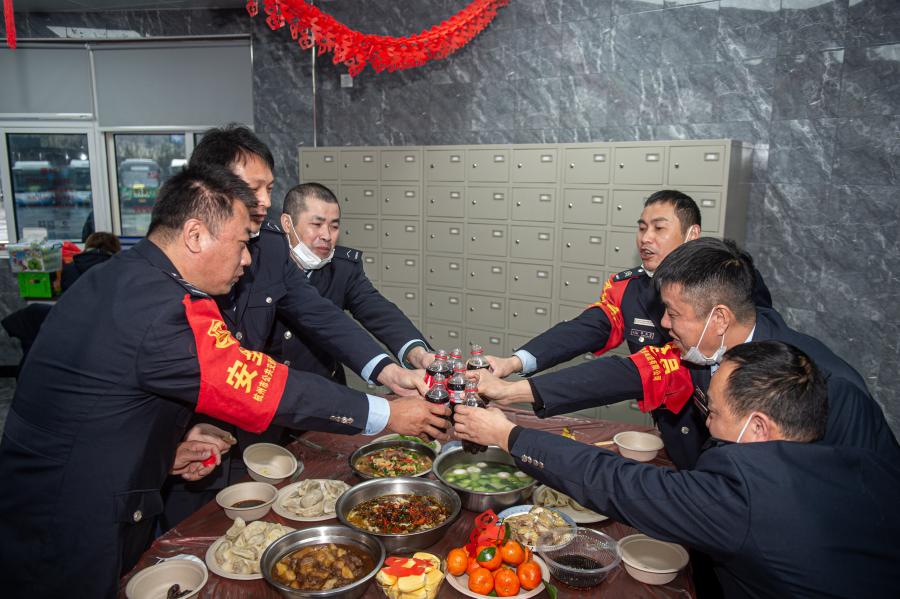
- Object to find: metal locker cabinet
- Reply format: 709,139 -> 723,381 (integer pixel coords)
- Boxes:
425,186 -> 465,218
381,149 -> 421,181
362,253 -> 379,282
508,298 -> 552,334
467,223 -> 508,257
466,329 -> 506,357
381,253 -> 420,285
511,187 -> 556,222
687,190 -> 723,233
425,323 -> 464,353
339,183 -> 379,216
468,148 -> 510,182
425,255 -> 464,288
613,146 -> 665,185
381,220 -> 420,251
341,218 -> 379,249
562,188 -> 608,225
668,145 -> 726,186
557,302 -> 587,323
381,285 -> 420,317
381,185 -> 421,216
510,225 -> 554,261
466,259 -> 507,293
425,289 -> 464,323
300,149 -> 339,181
561,228 -> 606,266
508,333 -> 532,353
426,222 -> 464,254
610,189 -> 654,228
512,148 -> 558,183
467,187 -> 509,220
563,146 -> 611,184
508,262 -> 553,298
560,267 -> 605,304
340,149 -> 379,180
605,231 -> 640,270
425,149 -> 465,182
465,294 -> 507,328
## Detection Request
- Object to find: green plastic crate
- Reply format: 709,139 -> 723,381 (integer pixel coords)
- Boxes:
17,272 -> 54,299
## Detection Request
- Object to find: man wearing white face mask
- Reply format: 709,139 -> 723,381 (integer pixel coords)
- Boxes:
453,341 -> 900,598
468,238 -> 898,470
265,183 -> 432,383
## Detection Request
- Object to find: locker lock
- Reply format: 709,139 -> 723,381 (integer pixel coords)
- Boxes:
472,163 -> 478,168
516,201 -> 522,207
385,265 -> 391,269
565,281 -> 570,286
618,163 -> 624,168
430,164 -> 435,168
469,307 -> 475,312
304,163 -> 310,168
429,268 -> 435,273
514,275 -> 520,281
517,163 -> 523,168
471,236 -> 477,241
614,246 -> 621,252
567,202 -> 573,208
430,234 -> 436,239
429,199 -> 435,203
515,239 -> 520,244
616,205 -> 623,211
513,312 -> 519,317
566,242 -> 572,248
384,163 -> 390,168
472,200 -> 477,205
385,198 -> 390,202
674,162 -> 680,168
569,163 -> 575,168
385,232 -> 390,237
470,272 -> 476,277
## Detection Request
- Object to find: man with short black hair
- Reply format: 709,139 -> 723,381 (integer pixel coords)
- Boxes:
455,341 -> 900,598
0,166 -> 448,599
474,238 -> 898,467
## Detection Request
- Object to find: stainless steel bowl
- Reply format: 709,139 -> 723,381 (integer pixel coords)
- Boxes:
260,525 -> 385,599
432,446 -> 536,512
335,477 -> 461,553
348,440 -> 436,480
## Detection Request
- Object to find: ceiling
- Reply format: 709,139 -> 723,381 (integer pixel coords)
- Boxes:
11,0 -> 248,12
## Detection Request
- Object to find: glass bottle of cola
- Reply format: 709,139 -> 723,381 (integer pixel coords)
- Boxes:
425,373 -> 450,424
462,380 -> 488,454
466,344 -> 491,371
447,361 -> 467,424
425,350 -> 452,387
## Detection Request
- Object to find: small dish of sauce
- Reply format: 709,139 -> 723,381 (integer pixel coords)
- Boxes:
231,499 -> 266,509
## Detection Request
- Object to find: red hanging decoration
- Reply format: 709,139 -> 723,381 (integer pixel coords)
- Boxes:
247,0 -> 509,77
4,0 -> 16,49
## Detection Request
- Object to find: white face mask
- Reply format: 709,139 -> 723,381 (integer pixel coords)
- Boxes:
286,215 -> 334,271
681,308 -> 727,366
735,412 -> 756,443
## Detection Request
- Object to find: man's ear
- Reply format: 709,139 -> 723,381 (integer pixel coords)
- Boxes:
712,305 -> 734,336
182,219 -> 204,254
686,224 -> 700,241
280,213 -> 292,234
748,413 -> 776,442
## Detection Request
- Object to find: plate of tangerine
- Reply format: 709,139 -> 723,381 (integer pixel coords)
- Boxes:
444,539 -> 549,598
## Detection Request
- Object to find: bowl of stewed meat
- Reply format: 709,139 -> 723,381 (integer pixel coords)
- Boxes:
260,525 -> 385,599
335,477 -> 461,553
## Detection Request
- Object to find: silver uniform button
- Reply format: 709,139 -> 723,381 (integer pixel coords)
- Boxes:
284,331 -> 292,340
235,331 -> 243,341
681,426 -> 690,434
133,510 -> 142,523
284,360 -> 291,367
265,296 -> 273,304
639,336 -> 645,343
346,417 -> 354,424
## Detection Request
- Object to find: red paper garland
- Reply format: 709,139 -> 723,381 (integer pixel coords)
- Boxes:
247,0 -> 509,77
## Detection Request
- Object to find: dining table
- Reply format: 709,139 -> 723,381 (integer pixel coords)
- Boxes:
119,408 -> 696,598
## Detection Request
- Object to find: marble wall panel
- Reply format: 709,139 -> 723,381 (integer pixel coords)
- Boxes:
838,43 -> 900,116
659,2 -> 720,65
846,0 -> 900,47
772,50 -> 844,120
717,0 -> 781,61
779,0 -> 849,55
767,118 -> 838,184
831,116 -> 900,186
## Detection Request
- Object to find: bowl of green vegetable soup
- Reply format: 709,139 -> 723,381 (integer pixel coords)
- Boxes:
433,446 -> 536,512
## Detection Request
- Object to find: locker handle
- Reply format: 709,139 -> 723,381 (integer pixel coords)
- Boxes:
701,199 -> 716,207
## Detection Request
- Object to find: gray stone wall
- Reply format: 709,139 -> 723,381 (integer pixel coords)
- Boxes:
3,0 -> 898,437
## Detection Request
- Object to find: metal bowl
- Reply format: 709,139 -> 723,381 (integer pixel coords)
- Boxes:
432,445 -> 536,512
260,525 -> 385,599
349,440 -> 436,480
335,477 -> 461,553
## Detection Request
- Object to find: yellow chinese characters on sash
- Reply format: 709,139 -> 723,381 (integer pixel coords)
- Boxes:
182,295 -> 287,433
628,342 -> 693,414
586,275 -> 628,355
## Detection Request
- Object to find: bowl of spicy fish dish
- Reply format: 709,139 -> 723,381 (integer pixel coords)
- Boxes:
335,477 -> 461,553
349,440 -> 436,479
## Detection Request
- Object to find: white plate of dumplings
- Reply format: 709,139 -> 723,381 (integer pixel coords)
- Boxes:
204,518 -> 294,580
532,485 -> 608,524
272,478 -> 351,522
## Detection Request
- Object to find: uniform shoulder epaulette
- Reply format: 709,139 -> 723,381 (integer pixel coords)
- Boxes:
612,266 -> 646,283
261,220 -> 283,234
333,245 -> 361,263
166,271 -> 210,298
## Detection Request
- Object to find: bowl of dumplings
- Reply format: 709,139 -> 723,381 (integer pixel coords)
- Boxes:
205,517 -> 295,579
274,479 -> 351,521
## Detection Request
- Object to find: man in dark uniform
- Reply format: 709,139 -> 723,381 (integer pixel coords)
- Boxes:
0,166 -> 448,599
266,182 -> 430,380
474,238 -> 899,467
455,341 -> 900,598
480,192 -> 770,470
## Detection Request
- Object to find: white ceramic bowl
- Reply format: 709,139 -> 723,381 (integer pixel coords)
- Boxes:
243,442 -> 300,484
618,534 -> 689,585
613,431 -> 664,462
215,481 -> 278,521
125,558 -> 208,599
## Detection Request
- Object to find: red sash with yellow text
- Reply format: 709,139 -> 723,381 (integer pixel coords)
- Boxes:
629,342 -> 693,414
183,295 -> 288,433
587,276 -> 627,355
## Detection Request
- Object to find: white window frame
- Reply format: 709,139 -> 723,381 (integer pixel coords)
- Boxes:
0,121 -> 111,244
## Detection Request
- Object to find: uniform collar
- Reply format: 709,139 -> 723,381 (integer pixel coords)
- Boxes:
132,237 -> 210,298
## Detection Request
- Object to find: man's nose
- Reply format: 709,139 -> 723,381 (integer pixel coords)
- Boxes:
661,311 -> 671,329
241,245 -> 252,267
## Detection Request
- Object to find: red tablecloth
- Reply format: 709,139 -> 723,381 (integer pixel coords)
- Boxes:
120,409 -> 695,598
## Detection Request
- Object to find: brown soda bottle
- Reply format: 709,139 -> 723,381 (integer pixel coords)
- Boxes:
424,350 -> 452,387
425,373 -> 450,425
466,344 -> 492,371
462,380 -> 488,454
447,360 -> 467,424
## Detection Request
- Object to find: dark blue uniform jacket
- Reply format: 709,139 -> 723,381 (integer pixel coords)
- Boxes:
0,239 -> 371,599
509,429 -> 900,598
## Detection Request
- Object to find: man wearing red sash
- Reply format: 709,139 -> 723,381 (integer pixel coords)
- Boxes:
0,165 -> 448,599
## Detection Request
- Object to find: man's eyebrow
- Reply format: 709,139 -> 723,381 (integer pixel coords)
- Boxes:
650,216 -> 671,224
